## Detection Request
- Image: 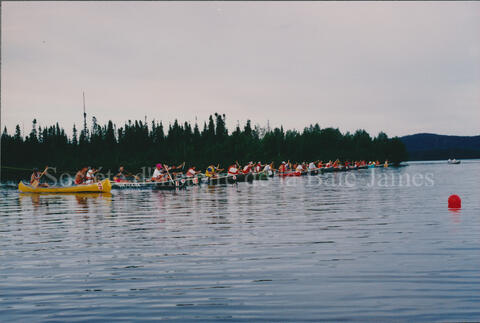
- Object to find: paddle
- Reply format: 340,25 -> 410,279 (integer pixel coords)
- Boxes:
31,166 -> 48,188
164,165 -> 175,185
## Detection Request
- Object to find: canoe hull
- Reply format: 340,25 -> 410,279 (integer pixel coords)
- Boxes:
278,172 -> 302,177
154,182 -> 186,190
231,173 -> 254,183
112,181 -> 157,189
183,176 -> 202,186
18,179 -> 112,193
253,173 -> 268,180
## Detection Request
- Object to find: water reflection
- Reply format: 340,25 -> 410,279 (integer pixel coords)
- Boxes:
1,162 -> 480,321
18,192 -> 112,214
448,208 -> 461,223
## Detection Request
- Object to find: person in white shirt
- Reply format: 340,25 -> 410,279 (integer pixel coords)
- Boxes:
243,163 -> 253,174
308,162 -> 316,170
152,163 -> 165,182
186,166 -> 198,177
263,163 -> 273,176
296,164 -> 304,173
228,165 -> 239,175
85,167 -> 98,184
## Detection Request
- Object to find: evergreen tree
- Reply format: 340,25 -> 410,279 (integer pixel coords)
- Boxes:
0,114 -> 409,181
72,124 -> 78,146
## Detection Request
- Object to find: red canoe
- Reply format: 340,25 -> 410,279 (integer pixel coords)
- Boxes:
278,171 -> 302,177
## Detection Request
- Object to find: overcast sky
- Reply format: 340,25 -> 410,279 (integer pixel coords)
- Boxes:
2,1 -> 479,138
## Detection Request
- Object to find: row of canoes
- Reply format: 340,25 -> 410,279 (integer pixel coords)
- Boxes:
112,172 -> 271,189
17,164 -> 386,193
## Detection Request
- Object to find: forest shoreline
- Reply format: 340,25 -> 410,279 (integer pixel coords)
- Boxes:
1,113 -> 408,181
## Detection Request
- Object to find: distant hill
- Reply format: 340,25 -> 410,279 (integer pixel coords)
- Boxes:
400,133 -> 480,161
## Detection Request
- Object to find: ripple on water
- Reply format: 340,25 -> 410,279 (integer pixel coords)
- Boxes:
1,162 -> 480,321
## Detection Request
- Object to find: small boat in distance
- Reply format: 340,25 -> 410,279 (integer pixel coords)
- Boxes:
447,158 -> 461,164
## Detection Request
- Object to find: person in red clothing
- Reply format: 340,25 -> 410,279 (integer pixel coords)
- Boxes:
278,161 -> 287,174
228,164 -> 240,175
242,162 -> 253,174
186,166 -> 199,177
74,167 -> 88,185
30,167 -> 49,187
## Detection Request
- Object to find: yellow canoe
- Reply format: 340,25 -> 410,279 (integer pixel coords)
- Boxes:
18,179 -> 112,193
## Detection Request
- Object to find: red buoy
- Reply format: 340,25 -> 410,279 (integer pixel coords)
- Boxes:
448,195 -> 461,209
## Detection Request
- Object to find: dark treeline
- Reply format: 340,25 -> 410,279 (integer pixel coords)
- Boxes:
1,113 -> 407,177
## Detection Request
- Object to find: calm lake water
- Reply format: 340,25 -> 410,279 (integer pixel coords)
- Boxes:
1,161 -> 480,321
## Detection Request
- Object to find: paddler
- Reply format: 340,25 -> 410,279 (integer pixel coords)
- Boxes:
205,165 -> 223,178
114,166 -> 127,182
30,167 -> 49,187
278,161 -> 287,174
152,163 -> 166,182
85,167 -> 98,184
74,167 -> 88,185
308,161 -> 316,171
254,162 -> 263,173
168,162 -> 186,177
242,162 -> 253,174
263,162 -> 273,174
114,166 -> 139,182
186,166 -> 200,177
228,163 -> 240,175
295,163 -> 304,173
333,159 -> 339,168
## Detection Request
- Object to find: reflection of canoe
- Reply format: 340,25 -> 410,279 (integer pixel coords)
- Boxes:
19,192 -> 112,199
18,179 -> 112,193
253,172 -> 268,180
207,174 -> 237,185
236,173 -> 254,183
